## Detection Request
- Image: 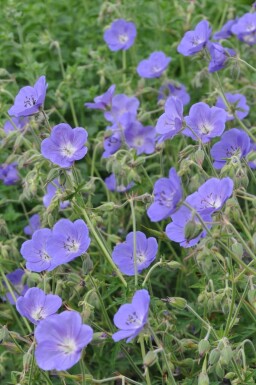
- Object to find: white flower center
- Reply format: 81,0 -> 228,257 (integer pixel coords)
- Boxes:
31,306 -> 46,321
59,338 -> 77,355
136,252 -> 146,264
64,237 -> 80,253
61,142 -> 76,158
39,249 -> 51,262
201,194 -> 222,209
118,34 -> 128,44
125,311 -> 142,326
199,122 -> 213,135
133,137 -> 144,147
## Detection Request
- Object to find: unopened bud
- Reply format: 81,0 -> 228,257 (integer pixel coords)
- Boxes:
167,297 -> 187,310
198,339 -> 210,356
184,220 -> 202,241
143,350 -> 158,367
198,371 -> 209,385
167,261 -> 182,269
248,289 -> 256,309
209,348 -> 220,365
194,149 -> 205,166
23,351 -> 32,372
95,202 -> 115,212
220,345 -> 233,365
231,242 -> 243,258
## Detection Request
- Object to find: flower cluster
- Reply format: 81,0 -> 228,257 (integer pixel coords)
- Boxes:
21,219 -> 90,272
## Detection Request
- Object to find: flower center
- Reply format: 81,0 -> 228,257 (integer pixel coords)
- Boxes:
59,338 -> 77,355
134,137 -> 144,147
125,311 -> 142,326
31,306 -> 46,321
199,122 -> 213,135
201,193 -> 222,209
39,249 -> 51,262
226,145 -> 241,158
64,236 -> 80,253
156,190 -> 174,208
118,34 -> 128,44
136,252 -> 146,264
24,95 -> 37,108
61,142 -> 76,157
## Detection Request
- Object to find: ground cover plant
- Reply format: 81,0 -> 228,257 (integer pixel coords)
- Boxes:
0,0 -> 256,384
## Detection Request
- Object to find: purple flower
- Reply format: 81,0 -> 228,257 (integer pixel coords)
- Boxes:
105,173 -> 134,192
231,13 -> 256,45
102,131 -> 122,158
124,119 -> 156,155
24,214 -> 41,236
4,116 -> 30,134
137,51 -> 171,78
21,228 -> 57,272
43,178 -> 70,209
46,219 -> 90,264
207,42 -> 236,73
158,82 -> 190,106
156,96 -> 183,142
186,178 -> 234,214
35,311 -> 93,371
215,93 -> 249,121
213,19 -> 237,40
0,163 -> 19,185
3,269 -> 28,305
112,232 -> 158,276
104,94 -> 140,124
16,287 -> 62,325
210,128 -> 251,169
84,85 -> 116,110
147,167 -> 182,222
8,76 -> 47,117
166,205 -> 212,248
177,20 -> 212,56
41,123 -> 88,168
183,102 -> 226,143
112,289 -> 150,342
104,19 -> 136,51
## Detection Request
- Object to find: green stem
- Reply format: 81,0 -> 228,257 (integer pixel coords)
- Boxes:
139,336 -> 151,385
28,345 -> 35,385
186,304 -> 218,339
142,260 -> 163,287
42,110 -> 52,132
122,49 -> 126,84
74,204 -> 127,287
148,325 -> 177,385
130,199 -> 138,288
0,269 -> 32,333
225,219 -> 256,262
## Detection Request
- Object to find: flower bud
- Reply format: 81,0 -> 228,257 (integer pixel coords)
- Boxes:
95,202 -> 115,212
194,149 -> 205,166
91,332 -> 108,345
209,348 -> 220,365
220,345 -> 233,365
143,350 -> 158,367
231,242 -> 243,259
198,371 -> 209,385
198,339 -> 210,356
82,255 -> 94,275
23,350 -> 33,372
0,326 -> 9,343
215,361 -> 224,378
248,289 -> 256,309
184,220 -> 202,241
167,261 -> 182,269
167,297 -> 187,310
